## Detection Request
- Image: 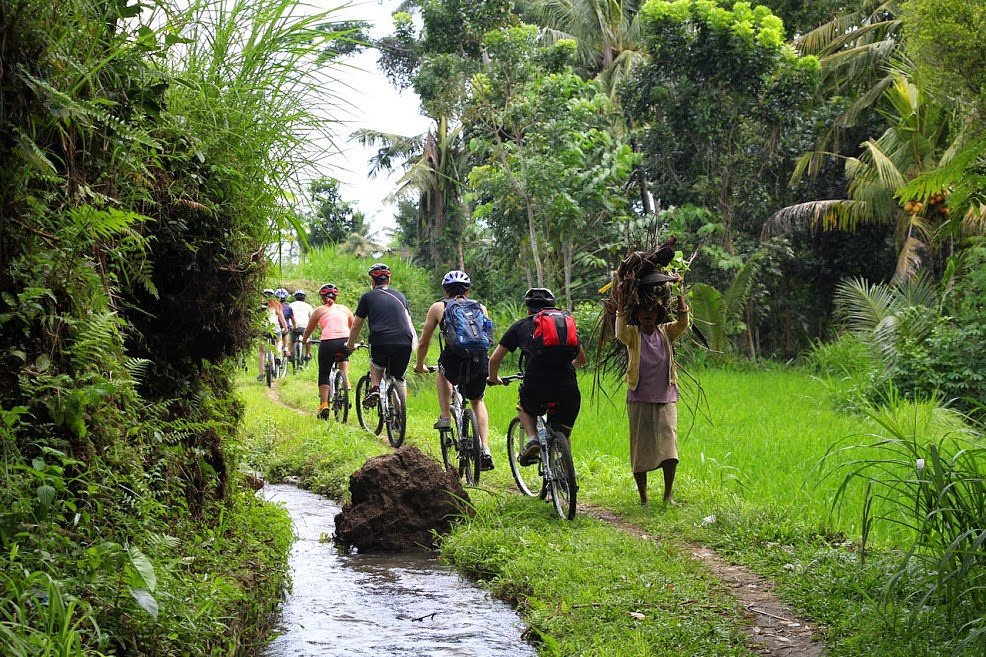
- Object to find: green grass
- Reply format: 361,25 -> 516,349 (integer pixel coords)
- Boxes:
442,495 -> 754,657
241,357 -> 975,656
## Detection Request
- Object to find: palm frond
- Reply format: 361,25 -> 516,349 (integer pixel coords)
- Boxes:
688,283 -> 726,353
892,234 -> 926,283
833,277 -> 897,334
762,199 -> 864,238
723,250 -> 765,322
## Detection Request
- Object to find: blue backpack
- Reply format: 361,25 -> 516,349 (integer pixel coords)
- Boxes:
441,298 -> 494,358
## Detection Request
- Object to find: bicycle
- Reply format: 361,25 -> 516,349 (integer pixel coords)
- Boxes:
261,335 -> 279,387
354,344 -> 406,447
289,328 -> 306,374
500,374 -> 578,520
424,366 -> 481,484
316,341 -> 349,423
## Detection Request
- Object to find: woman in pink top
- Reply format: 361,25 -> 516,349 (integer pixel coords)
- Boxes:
302,283 -> 355,419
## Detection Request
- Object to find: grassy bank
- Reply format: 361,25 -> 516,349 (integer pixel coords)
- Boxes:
245,353 -> 975,657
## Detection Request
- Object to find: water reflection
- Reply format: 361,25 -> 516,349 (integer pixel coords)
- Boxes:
262,484 -> 535,657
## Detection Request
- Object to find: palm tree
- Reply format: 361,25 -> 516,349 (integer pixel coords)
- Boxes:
766,74 -> 972,281
526,0 -> 646,97
795,0 -> 902,173
525,0 -> 655,213
351,116 -> 468,273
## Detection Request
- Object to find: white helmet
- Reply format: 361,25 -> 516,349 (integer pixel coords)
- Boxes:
442,270 -> 471,287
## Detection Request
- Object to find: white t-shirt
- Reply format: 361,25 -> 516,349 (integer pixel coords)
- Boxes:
288,300 -> 314,331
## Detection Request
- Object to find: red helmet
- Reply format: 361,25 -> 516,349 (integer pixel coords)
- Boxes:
319,283 -> 339,299
368,263 -> 391,279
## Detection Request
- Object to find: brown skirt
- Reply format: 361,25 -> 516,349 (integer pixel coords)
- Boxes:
628,401 -> 678,473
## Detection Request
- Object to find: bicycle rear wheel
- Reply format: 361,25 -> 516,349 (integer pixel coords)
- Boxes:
459,409 -> 481,485
332,369 -> 349,424
265,351 -> 273,388
292,340 -> 302,374
385,382 -> 406,447
548,433 -> 577,520
507,417 -> 543,498
355,374 -> 383,435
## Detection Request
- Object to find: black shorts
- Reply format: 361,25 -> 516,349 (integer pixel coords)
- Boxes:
369,343 -> 412,381
518,383 -> 581,438
438,350 -> 489,400
317,338 -> 349,386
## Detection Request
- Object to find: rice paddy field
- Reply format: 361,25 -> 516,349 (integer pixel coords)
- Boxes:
270,342 -> 964,548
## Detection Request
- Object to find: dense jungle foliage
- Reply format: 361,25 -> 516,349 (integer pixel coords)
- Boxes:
2,0 -> 984,654
0,0 -> 340,653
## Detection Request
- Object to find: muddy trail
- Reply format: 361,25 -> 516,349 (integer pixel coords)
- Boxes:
262,484 -> 535,657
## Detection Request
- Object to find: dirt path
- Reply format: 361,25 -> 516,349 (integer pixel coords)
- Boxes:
263,382 -> 825,655
584,506 -> 825,656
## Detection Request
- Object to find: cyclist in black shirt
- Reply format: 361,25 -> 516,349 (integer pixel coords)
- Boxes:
488,288 -> 586,464
347,263 -> 417,406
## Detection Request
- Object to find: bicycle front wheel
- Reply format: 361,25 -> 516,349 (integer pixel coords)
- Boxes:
459,409 -> 481,485
385,382 -> 406,447
507,417 -> 542,498
549,433 -> 577,520
332,369 -> 349,424
355,375 -> 383,435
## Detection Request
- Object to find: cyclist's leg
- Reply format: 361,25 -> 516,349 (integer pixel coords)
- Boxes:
368,344 -> 386,388
436,351 -> 456,422
386,344 -> 412,399
317,339 -> 333,406
335,344 -> 351,388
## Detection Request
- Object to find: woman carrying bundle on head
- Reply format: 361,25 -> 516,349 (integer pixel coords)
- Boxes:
612,264 -> 690,506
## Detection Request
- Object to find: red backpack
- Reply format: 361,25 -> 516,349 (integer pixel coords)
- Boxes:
531,308 -> 579,360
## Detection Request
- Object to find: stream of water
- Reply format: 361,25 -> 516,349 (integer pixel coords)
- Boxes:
262,484 -> 536,657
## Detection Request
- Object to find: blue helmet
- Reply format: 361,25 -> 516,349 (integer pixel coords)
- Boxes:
274,288 -> 289,301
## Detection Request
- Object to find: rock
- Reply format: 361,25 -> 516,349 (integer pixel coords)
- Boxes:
242,471 -> 265,491
334,446 -> 473,552
282,475 -> 301,485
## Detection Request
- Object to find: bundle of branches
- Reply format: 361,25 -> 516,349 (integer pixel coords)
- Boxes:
590,236 -> 709,430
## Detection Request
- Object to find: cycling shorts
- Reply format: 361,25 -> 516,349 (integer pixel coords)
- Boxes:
369,343 -> 412,382
518,383 -> 581,438
438,350 -> 489,400
317,338 -> 349,386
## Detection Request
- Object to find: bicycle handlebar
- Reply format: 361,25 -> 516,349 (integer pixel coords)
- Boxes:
500,373 -> 524,385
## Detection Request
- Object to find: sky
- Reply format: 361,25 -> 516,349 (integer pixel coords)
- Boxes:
307,0 -> 431,241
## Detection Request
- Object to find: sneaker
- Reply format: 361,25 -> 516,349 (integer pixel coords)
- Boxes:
317,403 -> 330,420
362,386 -> 380,408
518,439 -> 540,466
480,452 -> 495,471
433,416 -> 451,430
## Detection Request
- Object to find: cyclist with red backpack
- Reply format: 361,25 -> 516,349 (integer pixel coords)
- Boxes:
415,270 -> 496,471
487,288 -> 587,465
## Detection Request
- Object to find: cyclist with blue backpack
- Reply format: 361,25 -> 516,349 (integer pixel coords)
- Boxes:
415,270 -> 496,471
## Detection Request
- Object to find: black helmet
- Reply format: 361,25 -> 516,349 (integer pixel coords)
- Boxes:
368,263 -> 391,279
524,287 -> 555,310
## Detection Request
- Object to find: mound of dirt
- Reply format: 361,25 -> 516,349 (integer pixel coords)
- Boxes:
334,446 -> 473,552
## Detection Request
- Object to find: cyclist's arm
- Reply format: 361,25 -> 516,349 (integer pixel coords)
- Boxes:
276,306 -> 288,332
346,315 -> 365,352
487,345 -> 509,384
302,307 -> 323,344
415,302 -> 442,372
573,344 -> 587,368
